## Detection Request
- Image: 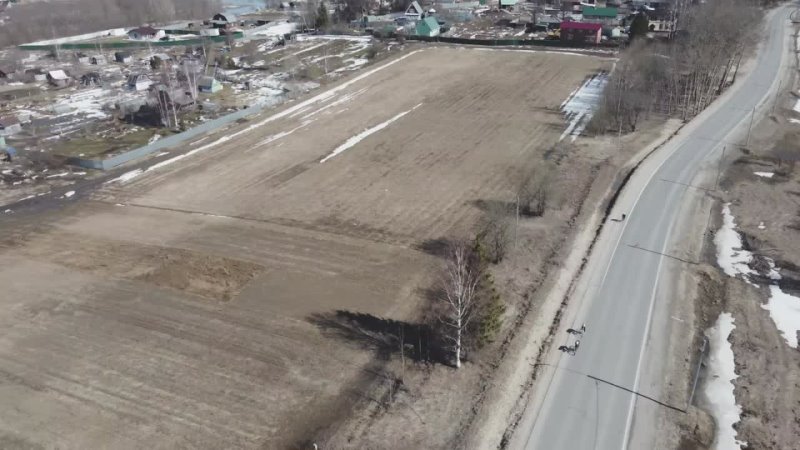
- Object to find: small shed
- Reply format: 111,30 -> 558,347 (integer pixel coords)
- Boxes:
200,27 -> 220,36
0,116 -> 22,136
25,68 -> 47,82
198,76 -> 222,93
47,70 -> 70,87
77,53 -> 91,64
405,1 -> 424,19
127,73 -> 153,91
114,51 -> 133,64
91,55 -> 107,65
560,21 -> 602,44
416,16 -> 441,37
128,26 -> 164,40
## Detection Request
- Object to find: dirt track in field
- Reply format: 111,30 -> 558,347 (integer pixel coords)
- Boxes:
0,47 -> 611,449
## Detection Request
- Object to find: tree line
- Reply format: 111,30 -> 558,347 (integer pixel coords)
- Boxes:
592,0 -> 761,133
0,0 -> 220,48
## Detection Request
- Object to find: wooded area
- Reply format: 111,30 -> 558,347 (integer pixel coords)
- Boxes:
0,0 -> 220,47
593,0 -> 761,133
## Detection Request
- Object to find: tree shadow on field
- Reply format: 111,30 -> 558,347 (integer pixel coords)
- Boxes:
471,199 -> 516,215
308,310 -> 449,365
415,237 -> 455,259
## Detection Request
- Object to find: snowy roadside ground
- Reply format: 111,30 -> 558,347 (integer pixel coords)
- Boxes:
704,313 -> 746,450
714,203 -> 800,348
558,72 -> 608,142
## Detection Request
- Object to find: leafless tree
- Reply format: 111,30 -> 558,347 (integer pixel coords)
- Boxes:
438,240 -> 481,369
517,170 -> 549,217
478,202 -> 511,264
593,0 -> 760,134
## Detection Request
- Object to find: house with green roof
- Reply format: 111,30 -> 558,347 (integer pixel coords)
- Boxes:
416,16 -> 441,37
581,6 -> 619,25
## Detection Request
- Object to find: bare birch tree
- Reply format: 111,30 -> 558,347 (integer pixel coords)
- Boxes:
439,241 -> 481,369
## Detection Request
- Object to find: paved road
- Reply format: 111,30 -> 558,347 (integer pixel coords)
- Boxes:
516,6 -> 792,450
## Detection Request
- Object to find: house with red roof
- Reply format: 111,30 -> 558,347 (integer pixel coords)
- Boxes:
560,21 -> 602,44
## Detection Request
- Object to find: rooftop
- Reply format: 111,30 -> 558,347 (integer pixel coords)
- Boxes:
560,21 -> 603,30
581,6 -> 618,18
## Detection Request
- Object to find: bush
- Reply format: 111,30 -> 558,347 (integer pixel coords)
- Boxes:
476,275 -> 505,347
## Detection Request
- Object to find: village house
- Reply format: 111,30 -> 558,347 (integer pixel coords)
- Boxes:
128,26 -> 165,40
127,73 -> 153,91
46,70 -> 71,88
415,16 -> 441,37
114,51 -> 133,64
91,55 -> 107,65
646,9 -> 675,36
76,53 -> 91,64
499,0 -> 518,10
198,76 -> 222,93
560,21 -> 603,44
0,116 -> 22,136
212,12 -> 238,29
405,1 -> 424,19
0,68 -> 12,80
581,6 -> 619,25
24,68 -> 47,82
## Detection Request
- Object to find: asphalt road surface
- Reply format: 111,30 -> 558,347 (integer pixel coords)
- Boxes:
516,6 -> 793,450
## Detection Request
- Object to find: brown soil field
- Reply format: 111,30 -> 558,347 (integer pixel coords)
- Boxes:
0,47 -> 613,449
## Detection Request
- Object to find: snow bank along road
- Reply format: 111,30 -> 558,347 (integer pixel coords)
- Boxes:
512,5 -> 793,450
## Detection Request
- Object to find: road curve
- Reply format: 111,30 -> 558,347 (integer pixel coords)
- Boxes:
515,6 -> 793,450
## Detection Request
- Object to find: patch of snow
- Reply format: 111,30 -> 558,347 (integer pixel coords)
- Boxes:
3,209 -> 12,214
335,58 -> 369,73
62,191 -> 75,199
301,88 -> 368,120
559,72 -> 608,142
297,34 -> 372,42
704,312 -> 746,450
762,285 -> 800,348
252,120 -> 314,149
753,171 -> 774,178
758,221 -> 766,230
46,172 -> 70,179
715,204 -> 799,348
714,203 -> 755,280
789,118 -> 800,124
106,168 -> 143,184
108,50 -> 424,182
148,134 -> 162,145
278,42 -> 327,61
252,21 -> 297,37
794,99 -> 800,113
320,103 -> 422,163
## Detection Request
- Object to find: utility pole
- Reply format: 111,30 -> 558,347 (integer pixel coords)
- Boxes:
772,78 -> 782,114
745,106 -> 755,148
514,194 -> 520,252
